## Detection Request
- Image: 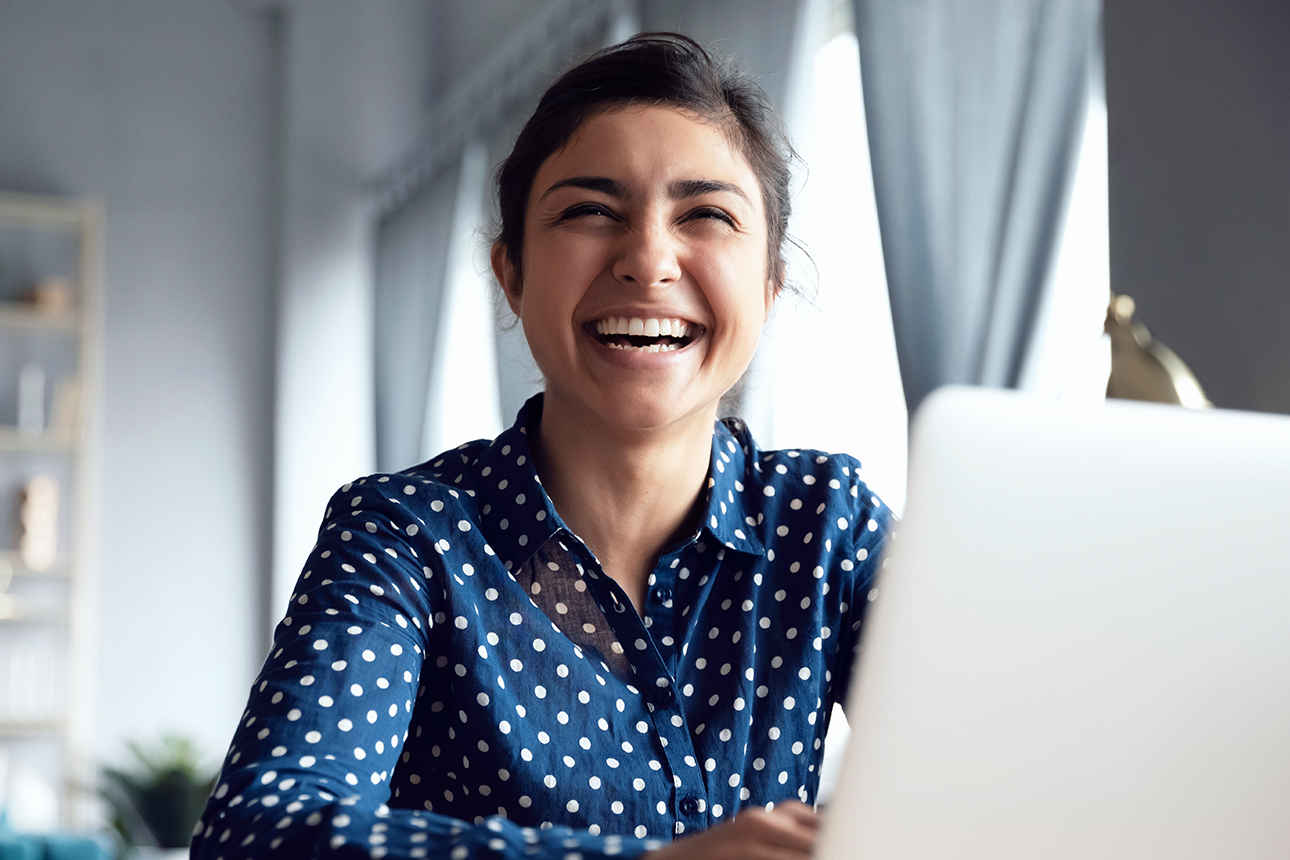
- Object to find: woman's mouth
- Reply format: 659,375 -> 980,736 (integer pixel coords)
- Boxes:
589,316 -> 701,353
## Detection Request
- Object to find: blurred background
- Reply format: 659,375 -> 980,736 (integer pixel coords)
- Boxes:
0,0 -> 1287,846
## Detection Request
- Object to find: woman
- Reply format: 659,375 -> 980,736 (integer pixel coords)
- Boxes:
193,33 -> 890,860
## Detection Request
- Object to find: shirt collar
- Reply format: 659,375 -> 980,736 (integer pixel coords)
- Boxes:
472,395 -> 766,571
472,395 -> 565,573
698,417 -> 767,558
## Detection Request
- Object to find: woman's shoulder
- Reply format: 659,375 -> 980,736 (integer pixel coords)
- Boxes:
718,416 -> 885,521
321,438 -> 496,520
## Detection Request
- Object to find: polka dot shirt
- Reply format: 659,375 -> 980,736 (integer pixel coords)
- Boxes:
193,394 -> 891,860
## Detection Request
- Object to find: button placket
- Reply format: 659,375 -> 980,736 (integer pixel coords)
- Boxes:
638,585 -> 710,833
641,668 -> 709,831
566,541 -> 712,831
611,588 -> 709,834
645,559 -> 681,674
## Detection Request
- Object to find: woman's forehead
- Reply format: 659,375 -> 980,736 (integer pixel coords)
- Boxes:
533,105 -> 762,202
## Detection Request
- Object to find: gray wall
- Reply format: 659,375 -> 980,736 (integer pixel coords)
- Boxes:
0,1 -> 276,766
1106,0 -> 1290,414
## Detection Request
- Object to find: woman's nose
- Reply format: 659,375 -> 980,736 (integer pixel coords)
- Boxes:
612,224 -> 682,288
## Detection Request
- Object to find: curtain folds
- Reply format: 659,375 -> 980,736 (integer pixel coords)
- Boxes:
852,0 -> 1100,413
420,142 -> 503,460
372,161 -> 460,472
742,0 -> 910,514
374,143 -> 505,473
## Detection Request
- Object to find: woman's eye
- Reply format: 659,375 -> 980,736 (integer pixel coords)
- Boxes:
560,203 -> 616,221
688,207 -> 736,226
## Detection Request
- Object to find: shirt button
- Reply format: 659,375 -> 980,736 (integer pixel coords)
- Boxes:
652,686 -> 674,707
679,796 -> 700,816
654,586 -> 672,602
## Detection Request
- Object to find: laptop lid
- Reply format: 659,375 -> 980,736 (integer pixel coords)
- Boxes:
818,386 -> 1290,859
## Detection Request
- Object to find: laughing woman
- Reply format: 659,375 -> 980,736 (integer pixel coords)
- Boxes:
193,33 -> 890,860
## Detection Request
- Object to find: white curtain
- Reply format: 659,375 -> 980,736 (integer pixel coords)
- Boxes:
421,142 -> 504,458
742,0 -> 910,516
1017,33 -> 1111,404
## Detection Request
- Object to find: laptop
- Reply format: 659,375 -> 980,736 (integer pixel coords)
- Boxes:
818,386 -> 1290,859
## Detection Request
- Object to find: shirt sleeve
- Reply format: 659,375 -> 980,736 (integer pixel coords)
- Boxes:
832,475 -> 894,715
191,479 -> 657,860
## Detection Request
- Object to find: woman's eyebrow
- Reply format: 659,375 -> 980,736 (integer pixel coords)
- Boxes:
669,178 -> 750,203
539,176 -> 625,201
539,176 -> 751,204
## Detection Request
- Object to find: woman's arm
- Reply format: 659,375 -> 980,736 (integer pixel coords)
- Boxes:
191,477 -> 662,860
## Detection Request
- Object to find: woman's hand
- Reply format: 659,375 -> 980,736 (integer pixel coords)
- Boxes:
643,801 -> 819,860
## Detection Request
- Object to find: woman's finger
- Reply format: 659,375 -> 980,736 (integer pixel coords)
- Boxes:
729,804 -> 819,853
645,802 -> 820,860
763,800 -> 820,829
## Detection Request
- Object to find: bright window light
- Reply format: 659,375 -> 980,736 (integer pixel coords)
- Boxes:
422,142 -> 504,457
1018,53 -> 1111,404
745,27 -> 909,516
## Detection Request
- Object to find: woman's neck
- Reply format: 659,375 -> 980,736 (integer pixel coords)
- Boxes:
532,393 -> 715,611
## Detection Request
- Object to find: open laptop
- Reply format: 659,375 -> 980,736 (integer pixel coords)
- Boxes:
818,386 -> 1290,859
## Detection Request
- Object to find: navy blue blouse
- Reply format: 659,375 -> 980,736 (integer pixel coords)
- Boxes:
193,395 -> 891,860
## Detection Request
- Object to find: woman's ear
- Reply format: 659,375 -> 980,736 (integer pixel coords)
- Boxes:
491,242 -> 523,318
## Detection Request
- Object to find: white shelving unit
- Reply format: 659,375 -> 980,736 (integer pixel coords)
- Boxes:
0,191 -> 102,828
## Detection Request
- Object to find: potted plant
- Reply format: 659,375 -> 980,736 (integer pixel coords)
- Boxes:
101,736 -> 216,859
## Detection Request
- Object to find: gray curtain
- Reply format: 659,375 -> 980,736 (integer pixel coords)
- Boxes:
373,164 -> 459,472
853,0 -> 1100,413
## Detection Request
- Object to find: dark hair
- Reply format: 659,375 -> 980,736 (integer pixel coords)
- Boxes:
495,32 -> 796,289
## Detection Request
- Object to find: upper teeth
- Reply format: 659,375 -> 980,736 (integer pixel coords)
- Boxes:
596,317 -> 691,338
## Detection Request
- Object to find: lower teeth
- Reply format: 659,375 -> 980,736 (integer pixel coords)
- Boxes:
606,341 -> 680,352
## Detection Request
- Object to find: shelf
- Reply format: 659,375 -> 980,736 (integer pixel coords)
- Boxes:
0,551 -> 74,579
0,303 -> 79,333
0,426 -> 76,453
0,189 -> 100,828
0,191 -> 87,231
0,617 -> 69,627
0,592 -> 67,624
0,719 -> 66,737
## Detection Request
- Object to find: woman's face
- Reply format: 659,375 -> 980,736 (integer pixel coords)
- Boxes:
493,104 -> 775,436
